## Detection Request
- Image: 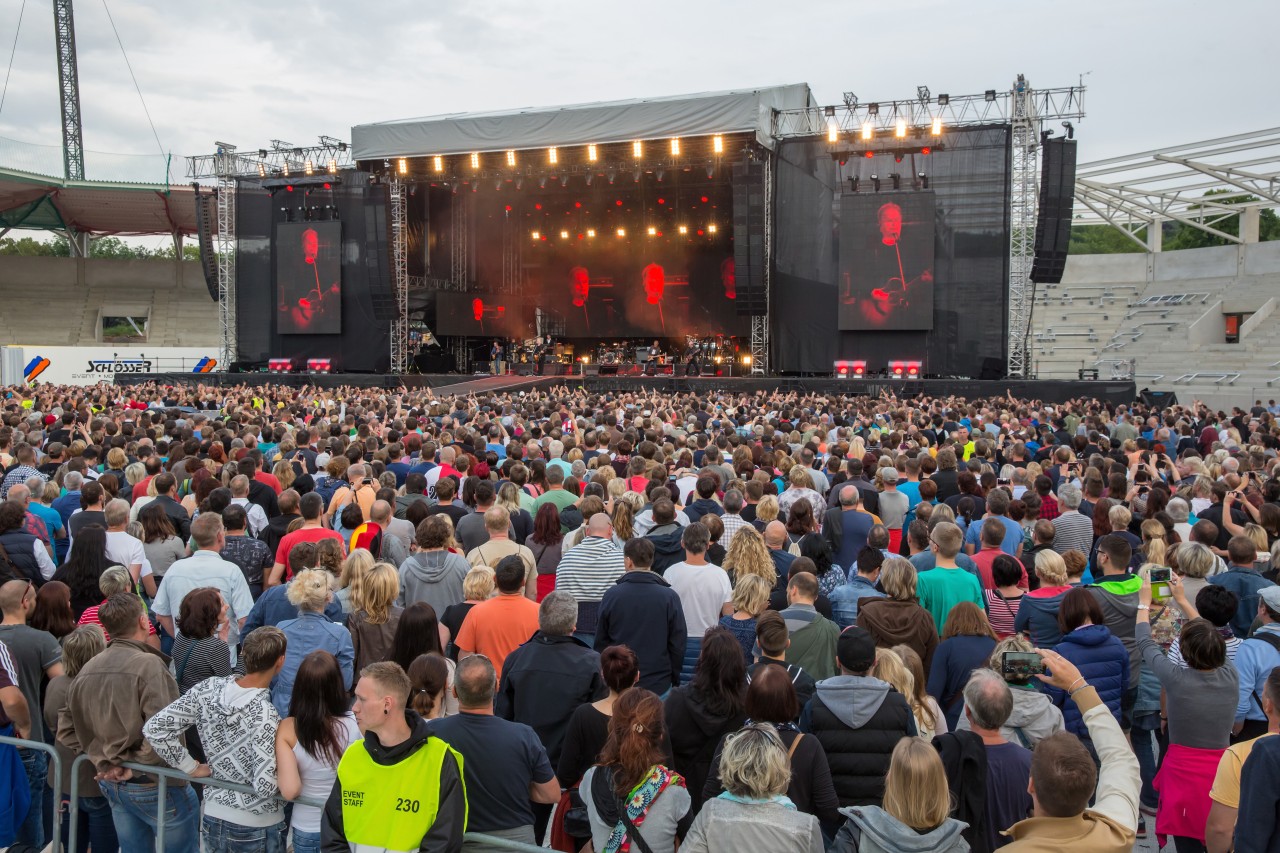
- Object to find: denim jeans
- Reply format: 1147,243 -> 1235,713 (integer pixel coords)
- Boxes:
62,793 -> 119,853
1132,711 -> 1162,811
99,779 -> 199,853
292,827 -> 322,853
201,815 -> 287,853
16,747 -> 46,848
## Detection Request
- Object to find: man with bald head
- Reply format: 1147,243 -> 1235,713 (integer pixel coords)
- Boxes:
824,484 -> 879,573
553,512 -> 625,645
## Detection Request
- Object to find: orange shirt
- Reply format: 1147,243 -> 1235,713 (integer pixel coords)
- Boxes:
454,593 -> 540,678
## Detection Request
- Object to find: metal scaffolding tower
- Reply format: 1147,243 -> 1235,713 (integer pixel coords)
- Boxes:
53,0 -> 84,182
1007,75 -> 1039,379
389,177 -> 410,373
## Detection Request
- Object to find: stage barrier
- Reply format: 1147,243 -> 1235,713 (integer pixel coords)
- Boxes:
6,747 -> 546,852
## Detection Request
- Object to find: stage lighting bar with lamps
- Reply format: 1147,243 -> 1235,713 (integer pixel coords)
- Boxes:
268,358 -> 293,374
306,358 -> 332,375
889,360 -> 922,378
834,360 -> 867,379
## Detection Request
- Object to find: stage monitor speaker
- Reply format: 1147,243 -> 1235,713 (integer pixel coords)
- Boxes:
979,356 -> 1005,380
194,188 -> 218,302
732,161 -> 768,316
1031,138 -> 1078,285
1139,389 -> 1178,408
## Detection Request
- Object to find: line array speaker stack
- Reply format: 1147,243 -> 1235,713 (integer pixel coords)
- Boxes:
1030,138 -> 1077,284
194,188 -> 218,302
732,161 -> 768,316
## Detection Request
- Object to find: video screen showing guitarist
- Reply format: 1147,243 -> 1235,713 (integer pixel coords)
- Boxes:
839,193 -> 935,330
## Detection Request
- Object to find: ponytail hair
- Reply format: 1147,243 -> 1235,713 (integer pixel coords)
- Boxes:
596,687 -> 667,797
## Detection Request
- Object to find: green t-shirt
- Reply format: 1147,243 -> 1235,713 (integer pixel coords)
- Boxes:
917,566 -> 986,634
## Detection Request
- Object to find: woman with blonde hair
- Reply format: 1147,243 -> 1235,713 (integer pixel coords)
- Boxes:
681,723 -> 822,853
857,557 -> 939,671
830,736 -> 968,853
346,561 -> 403,674
722,525 -> 776,588
274,569 -> 354,714
336,547 -> 375,615
720,574 -> 772,664
889,645 -> 946,741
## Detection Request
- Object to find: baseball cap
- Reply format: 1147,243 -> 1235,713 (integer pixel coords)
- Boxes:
1260,586 -> 1280,612
836,626 -> 877,673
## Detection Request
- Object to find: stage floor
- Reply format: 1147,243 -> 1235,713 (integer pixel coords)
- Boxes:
116,373 -> 1136,404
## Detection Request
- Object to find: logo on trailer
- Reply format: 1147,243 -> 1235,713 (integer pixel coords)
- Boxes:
86,359 -> 153,374
23,356 -> 50,384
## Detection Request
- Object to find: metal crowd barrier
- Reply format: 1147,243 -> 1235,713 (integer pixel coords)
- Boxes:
0,734 -> 63,853
61,753 -> 544,852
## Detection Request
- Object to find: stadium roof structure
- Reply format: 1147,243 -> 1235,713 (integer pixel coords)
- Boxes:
0,136 -> 198,239
1073,127 -> 1280,250
351,84 -> 815,159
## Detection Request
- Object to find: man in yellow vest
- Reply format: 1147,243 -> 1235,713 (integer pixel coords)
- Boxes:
322,662 -> 467,852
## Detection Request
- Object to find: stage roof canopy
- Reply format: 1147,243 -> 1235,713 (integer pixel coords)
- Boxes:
352,84 -> 815,160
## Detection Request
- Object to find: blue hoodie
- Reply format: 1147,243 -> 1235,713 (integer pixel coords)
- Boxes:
1045,624 -> 1129,736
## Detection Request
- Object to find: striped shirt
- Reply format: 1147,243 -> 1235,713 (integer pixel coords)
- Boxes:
1050,510 -> 1094,557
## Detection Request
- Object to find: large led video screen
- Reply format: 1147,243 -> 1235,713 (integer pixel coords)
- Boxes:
277,221 -> 342,335
838,192 -> 936,331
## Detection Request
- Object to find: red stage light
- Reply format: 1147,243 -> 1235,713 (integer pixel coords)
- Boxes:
701,196 -> 708,203
535,203 -> 542,210
574,201 -> 582,208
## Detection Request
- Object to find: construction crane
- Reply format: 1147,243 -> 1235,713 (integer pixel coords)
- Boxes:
53,0 -> 84,181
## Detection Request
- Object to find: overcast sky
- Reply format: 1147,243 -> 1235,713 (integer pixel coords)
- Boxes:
0,0 -> 1270,186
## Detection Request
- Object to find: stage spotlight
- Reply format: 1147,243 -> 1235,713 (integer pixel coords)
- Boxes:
931,117 -> 943,135
985,89 -> 997,101
560,230 -> 570,240
708,224 -> 717,233
670,138 -> 680,156
891,173 -> 901,190
531,231 -> 540,241
647,226 -> 657,237
506,150 -> 516,166
587,144 -> 598,162
827,124 -> 838,143
397,158 -> 407,175
616,227 -> 626,237
304,160 -> 315,176
824,105 -> 836,117
894,119 -> 907,138
328,158 -> 338,174
712,135 -> 724,154
433,156 -> 444,173
586,228 -> 596,238
257,162 -> 266,178
861,122 -> 873,141
867,102 -> 879,115
548,147 -> 558,164
678,225 -> 688,234
937,93 -> 950,106
632,140 -> 642,158
470,153 -> 480,169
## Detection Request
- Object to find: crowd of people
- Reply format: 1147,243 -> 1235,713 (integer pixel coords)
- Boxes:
1,380 -> 1279,853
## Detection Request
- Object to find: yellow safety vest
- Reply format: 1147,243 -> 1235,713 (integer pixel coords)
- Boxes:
337,736 -> 466,853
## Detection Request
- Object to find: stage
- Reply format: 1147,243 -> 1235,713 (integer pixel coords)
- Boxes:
114,372 -> 1136,405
